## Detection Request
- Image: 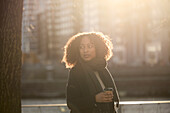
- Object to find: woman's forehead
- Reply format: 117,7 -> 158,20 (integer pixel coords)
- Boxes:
80,36 -> 94,45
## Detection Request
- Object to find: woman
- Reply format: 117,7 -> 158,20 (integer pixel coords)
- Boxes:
62,32 -> 120,113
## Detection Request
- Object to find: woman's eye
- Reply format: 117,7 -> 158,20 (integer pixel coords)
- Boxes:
79,46 -> 84,49
88,44 -> 94,48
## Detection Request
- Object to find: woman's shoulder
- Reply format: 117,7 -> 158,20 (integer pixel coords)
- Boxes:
69,63 -> 82,75
68,64 -> 83,82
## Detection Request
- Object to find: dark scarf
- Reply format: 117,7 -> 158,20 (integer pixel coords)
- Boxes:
80,58 -> 107,71
78,58 -> 115,113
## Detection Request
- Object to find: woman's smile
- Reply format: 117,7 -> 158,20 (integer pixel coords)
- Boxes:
84,54 -> 90,58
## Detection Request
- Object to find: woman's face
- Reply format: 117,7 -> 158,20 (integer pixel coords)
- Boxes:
79,37 -> 96,61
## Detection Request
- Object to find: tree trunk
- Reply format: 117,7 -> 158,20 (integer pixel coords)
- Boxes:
0,0 -> 23,113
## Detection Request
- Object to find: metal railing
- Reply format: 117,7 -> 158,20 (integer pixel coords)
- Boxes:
22,100 -> 170,113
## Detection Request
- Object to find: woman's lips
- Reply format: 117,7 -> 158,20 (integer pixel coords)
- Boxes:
84,54 -> 90,58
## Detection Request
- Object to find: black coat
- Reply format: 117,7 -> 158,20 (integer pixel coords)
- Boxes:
66,62 -> 120,113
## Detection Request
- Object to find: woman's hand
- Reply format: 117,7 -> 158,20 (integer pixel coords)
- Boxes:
95,91 -> 113,103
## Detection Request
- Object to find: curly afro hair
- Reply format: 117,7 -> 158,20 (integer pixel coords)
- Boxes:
62,32 -> 113,68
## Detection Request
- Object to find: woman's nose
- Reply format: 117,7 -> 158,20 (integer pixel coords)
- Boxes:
83,47 -> 88,52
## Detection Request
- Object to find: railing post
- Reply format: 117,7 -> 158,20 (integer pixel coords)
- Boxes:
38,106 -> 42,113
118,105 -> 122,113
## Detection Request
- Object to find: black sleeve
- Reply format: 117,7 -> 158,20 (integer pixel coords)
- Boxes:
66,69 -> 96,111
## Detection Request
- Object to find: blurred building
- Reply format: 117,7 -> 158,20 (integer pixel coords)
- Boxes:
22,0 -> 170,66
82,0 -> 99,31
82,0 -> 114,35
22,0 -> 38,53
36,0 -> 83,64
21,0 -> 170,98
37,12 -> 48,64
22,0 -> 83,64
109,0 -> 170,66
143,0 -> 170,66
